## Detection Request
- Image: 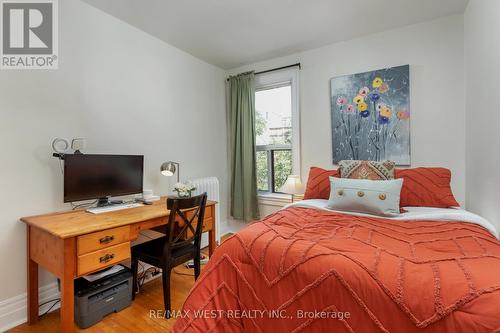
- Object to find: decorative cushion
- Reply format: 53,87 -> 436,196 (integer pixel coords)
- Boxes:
339,160 -> 395,180
395,167 -> 460,208
303,167 -> 340,200
327,177 -> 403,217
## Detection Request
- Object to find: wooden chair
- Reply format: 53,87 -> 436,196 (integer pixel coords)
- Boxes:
131,193 -> 208,316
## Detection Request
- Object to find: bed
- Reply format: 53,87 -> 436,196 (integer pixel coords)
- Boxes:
172,200 -> 500,332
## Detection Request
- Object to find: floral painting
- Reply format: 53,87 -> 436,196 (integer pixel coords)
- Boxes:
330,65 -> 410,165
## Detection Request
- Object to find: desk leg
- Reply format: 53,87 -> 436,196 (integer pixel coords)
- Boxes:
208,229 -> 216,257
27,226 -> 39,324
60,238 -> 76,333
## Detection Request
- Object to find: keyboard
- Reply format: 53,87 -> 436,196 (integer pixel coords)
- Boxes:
86,203 -> 143,214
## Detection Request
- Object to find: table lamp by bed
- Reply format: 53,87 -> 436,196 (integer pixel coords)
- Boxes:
280,175 -> 304,202
160,161 -> 180,183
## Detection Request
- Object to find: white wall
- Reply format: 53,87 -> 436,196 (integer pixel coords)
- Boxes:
0,0 -> 227,315
228,15 -> 466,219
465,0 -> 500,231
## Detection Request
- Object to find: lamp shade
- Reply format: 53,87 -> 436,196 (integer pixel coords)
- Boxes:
160,161 -> 177,177
279,175 -> 304,195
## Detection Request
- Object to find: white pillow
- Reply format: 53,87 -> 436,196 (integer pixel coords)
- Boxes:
327,177 -> 403,217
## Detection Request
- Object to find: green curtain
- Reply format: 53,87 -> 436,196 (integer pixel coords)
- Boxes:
227,72 -> 260,221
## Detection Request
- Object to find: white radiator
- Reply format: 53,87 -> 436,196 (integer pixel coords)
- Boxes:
189,177 -> 220,243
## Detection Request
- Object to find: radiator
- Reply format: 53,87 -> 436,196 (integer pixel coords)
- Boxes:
188,177 -> 220,242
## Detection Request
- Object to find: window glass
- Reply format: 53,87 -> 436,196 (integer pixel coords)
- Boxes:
255,84 -> 293,193
256,151 -> 269,191
255,85 -> 292,146
273,150 -> 292,192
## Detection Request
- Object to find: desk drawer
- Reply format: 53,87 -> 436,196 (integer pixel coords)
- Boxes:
177,206 -> 212,222
204,206 -> 213,219
176,205 -> 213,226
77,226 -> 130,255
185,217 -> 213,238
77,242 -> 130,276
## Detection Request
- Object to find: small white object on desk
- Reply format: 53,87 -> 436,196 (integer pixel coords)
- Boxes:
139,189 -> 160,203
142,195 -> 160,202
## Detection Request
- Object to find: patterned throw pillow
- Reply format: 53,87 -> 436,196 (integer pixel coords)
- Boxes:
339,160 -> 395,180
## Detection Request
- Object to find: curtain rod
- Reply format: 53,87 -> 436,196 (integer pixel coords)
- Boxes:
226,63 -> 301,81
255,63 -> 301,75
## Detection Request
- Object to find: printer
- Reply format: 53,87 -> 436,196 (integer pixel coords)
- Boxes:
74,265 -> 133,329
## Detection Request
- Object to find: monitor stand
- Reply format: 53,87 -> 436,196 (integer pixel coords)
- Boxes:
97,197 -> 124,207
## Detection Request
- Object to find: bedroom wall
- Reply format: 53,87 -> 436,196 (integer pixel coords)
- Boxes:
0,0 -> 226,327
227,15 -> 465,223
464,0 -> 500,231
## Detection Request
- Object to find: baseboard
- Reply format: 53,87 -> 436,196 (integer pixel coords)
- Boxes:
0,281 -> 60,333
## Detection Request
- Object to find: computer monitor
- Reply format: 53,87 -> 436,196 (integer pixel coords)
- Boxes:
64,154 -> 144,204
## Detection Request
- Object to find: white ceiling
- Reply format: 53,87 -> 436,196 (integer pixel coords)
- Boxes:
82,0 -> 468,69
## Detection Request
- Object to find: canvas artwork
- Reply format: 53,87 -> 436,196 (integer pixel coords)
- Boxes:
330,65 -> 410,165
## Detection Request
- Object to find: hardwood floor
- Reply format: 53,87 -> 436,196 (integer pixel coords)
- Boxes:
9,236 -> 233,333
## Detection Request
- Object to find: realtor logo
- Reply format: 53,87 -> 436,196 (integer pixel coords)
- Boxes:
1,0 -> 58,69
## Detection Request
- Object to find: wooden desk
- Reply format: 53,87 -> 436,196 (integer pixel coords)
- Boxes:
20,199 -> 217,333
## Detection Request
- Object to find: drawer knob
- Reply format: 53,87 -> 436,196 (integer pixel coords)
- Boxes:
99,235 -> 114,244
99,253 -> 115,263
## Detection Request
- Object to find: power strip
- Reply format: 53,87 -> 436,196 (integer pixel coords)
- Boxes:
138,256 -> 209,284
139,263 -> 162,285
184,256 -> 209,268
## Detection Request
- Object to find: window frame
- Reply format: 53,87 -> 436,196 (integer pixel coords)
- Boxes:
255,68 -> 300,195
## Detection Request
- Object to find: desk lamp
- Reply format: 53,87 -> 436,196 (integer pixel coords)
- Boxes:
160,161 -> 180,183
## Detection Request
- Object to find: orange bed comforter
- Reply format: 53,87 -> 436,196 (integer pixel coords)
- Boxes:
173,207 -> 500,332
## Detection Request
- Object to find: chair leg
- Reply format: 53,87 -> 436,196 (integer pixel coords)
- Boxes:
194,254 -> 201,280
131,258 -> 138,300
162,266 -> 172,318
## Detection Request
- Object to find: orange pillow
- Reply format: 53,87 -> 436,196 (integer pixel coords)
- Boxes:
304,167 -> 339,200
395,167 -> 459,208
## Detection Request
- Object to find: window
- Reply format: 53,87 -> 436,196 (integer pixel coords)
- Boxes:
255,69 -> 300,194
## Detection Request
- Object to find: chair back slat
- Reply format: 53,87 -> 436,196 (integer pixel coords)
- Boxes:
164,193 -> 208,257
